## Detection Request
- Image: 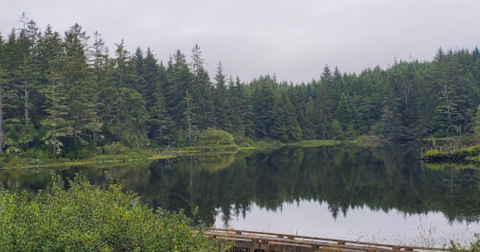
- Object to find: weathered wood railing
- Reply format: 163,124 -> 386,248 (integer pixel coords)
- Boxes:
205,228 -> 448,252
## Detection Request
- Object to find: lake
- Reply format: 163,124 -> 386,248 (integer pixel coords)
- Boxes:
1,143 -> 479,247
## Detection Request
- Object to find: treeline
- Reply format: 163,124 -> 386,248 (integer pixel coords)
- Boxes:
1,15 -> 480,157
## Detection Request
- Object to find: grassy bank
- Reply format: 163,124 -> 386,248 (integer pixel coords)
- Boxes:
0,135 -> 372,170
421,144 -> 480,162
0,151 -> 175,170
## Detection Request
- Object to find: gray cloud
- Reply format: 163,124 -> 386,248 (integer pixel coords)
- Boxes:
1,0 -> 479,83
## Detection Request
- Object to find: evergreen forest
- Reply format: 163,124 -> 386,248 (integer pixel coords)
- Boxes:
1,15 -> 480,158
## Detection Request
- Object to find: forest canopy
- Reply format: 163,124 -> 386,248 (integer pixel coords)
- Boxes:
1,14 -> 480,158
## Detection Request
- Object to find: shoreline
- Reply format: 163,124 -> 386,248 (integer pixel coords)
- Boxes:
0,138 -> 371,170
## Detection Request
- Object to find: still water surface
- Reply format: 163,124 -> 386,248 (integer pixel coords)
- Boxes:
1,144 -> 479,246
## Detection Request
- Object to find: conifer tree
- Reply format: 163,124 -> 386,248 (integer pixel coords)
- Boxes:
184,89 -> 198,146
434,48 -> 458,135
380,77 -> 405,141
15,14 -> 39,126
302,97 -> 317,140
190,45 -> 214,129
102,41 -> 149,147
63,23 -> 99,145
0,34 -> 5,153
380,106 -> 405,141
150,81 -> 173,144
38,27 -> 73,154
329,119 -> 344,140
139,48 -> 159,110
316,68 -> 335,138
270,90 -> 289,141
145,58 -> 173,145
0,62 -> 7,153
166,50 -> 191,128
252,76 -> 276,138
132,47 -> 145,94
280,89 -> 302,140
41,68 -> 73,155
0,36 -> 20,154
230,76 -> 254,137
336,93 -> 353,130
474,105 -> 480,139
213,62 -> 233,131
89,31 -> 108,146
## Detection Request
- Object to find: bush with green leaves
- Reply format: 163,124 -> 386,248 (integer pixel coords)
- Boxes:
0,175 -> 221,252
197,128 -> 235,146
448,238 -> 480,252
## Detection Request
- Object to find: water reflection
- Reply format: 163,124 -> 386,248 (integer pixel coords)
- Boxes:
1,144 -> 480,240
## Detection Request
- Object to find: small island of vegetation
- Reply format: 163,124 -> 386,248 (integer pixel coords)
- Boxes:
421,105 -> 480,165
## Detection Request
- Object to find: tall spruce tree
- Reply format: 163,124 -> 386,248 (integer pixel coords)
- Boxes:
141,50 -> 173,145
16,13 -> 40,127
89,31 -> 108,146
270,90 -> 289,141
336,93 -> 353,130
434,48 -> 459,135
302,97 -> 317,140
230,76 -> 254,137
184,89 -> 198,146
316,67 -> 335,138
252,76 -> 276,138
38,27 -> 74,154
63,23 -> 99,145
213,62 -> 233,131
41,68 -> 73,155
102,41 -> 149,147
0,35 -> 20,154
0,62 -> 7,153
166,50 -> 191,129
190,45 -> 214,129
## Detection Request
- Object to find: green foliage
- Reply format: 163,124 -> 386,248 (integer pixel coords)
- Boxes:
422,144 -> 480,162
329,119 -> 345,140
380,106 -> 406,141
475,105 -> 480,139
336,93 -> 353,130
197,128 -> 235,146
0,175 -> 219,251
3,15 -> 480,159
424,148 -> 440,156
302,97 -> 317,140
345,124 -> 358,139
448,238 -> 480,252
100,142 -> 129,155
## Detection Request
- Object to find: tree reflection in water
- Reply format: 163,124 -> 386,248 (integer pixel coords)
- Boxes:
1,143 -> 480,227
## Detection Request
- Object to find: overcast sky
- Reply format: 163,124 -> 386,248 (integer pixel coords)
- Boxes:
1,0 -> 479,83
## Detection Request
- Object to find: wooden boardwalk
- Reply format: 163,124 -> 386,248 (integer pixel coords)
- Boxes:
204,228 -> 447,252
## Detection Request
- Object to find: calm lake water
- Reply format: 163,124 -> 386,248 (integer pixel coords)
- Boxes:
1,143 -> 479,247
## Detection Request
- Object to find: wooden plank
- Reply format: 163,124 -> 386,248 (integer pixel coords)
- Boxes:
211,235 -> 395,252
204,228 -> 447,252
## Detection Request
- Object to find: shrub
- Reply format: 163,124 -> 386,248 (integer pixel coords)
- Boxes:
448,238 -> 480,252
424,149 -> 440,156
0,175 -> 220,251
101,142 -> 128,155
197,128 -> 235,146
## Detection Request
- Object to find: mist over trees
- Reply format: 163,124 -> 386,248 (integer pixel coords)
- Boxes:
1,15 -> 480,157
